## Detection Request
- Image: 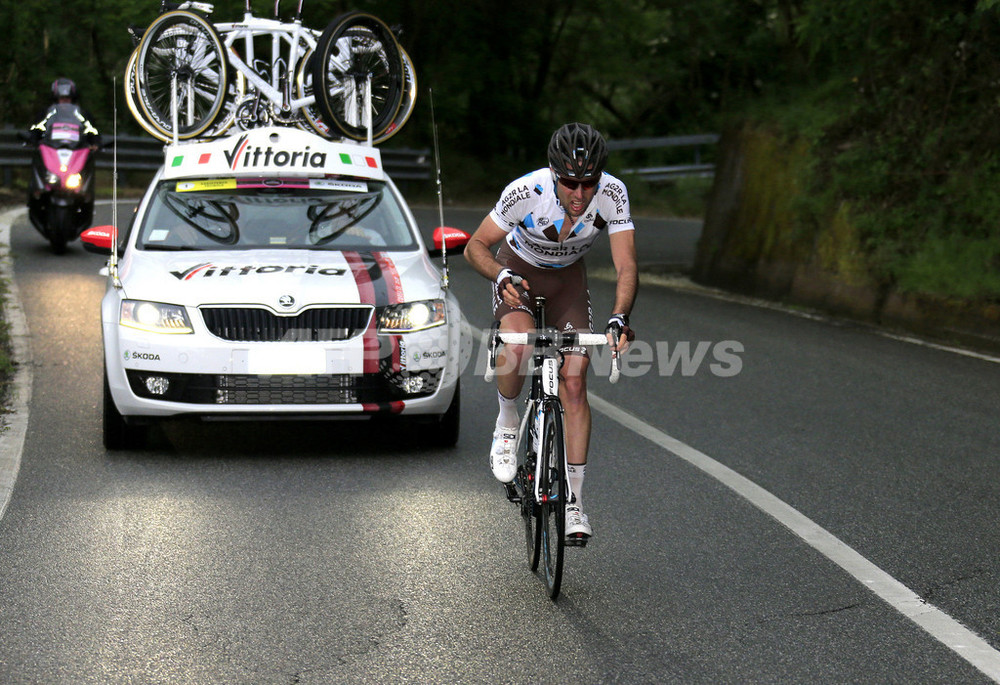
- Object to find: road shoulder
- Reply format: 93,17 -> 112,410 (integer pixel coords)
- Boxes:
0,207 -> 32,521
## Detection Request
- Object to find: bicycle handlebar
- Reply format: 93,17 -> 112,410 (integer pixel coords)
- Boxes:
494,332 -> 608,346
484,330 -> 621,384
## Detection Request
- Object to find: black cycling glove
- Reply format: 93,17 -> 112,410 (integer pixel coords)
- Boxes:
605,313 -> 635,349
495,268 -> 525,301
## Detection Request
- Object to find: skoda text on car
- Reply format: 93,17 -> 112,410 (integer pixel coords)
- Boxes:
83,126 -> 470,449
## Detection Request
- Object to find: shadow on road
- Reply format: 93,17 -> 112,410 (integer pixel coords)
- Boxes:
128,417 -> 452,460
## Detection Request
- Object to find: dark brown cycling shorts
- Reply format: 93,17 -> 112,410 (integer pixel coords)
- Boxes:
492,242 -> 594,356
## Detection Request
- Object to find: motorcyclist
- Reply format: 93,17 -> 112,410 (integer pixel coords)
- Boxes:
24,77 -> 101,249
27,78 -> 101,149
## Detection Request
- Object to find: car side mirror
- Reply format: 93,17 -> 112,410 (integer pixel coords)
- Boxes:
428,226 -> 470,257
80,225 -> 116,256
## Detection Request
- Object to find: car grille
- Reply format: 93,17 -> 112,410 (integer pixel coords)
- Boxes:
125,369 -> 443,405
200,306 -> 373,342
215,374 -> 361,404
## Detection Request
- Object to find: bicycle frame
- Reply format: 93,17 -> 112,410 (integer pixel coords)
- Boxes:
486,295 -> 619,598
215,11 -> 317,114
488,298 -> 617,504
524,330 -> 568,505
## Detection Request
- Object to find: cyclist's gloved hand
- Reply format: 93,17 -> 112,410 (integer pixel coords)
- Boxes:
605,313 -> 635,351
496,268 -> 528,306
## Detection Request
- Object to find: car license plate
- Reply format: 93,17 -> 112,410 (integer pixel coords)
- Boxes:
247,346 -> 326,374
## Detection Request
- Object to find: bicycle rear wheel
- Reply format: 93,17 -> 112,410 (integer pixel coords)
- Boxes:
538,399 -> 566,599
135,10 -> 229,140
311,12 -> 404,141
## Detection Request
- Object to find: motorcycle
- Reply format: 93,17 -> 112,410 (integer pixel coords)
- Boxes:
20,104 -> 99,254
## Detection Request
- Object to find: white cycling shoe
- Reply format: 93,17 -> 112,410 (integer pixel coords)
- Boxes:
489,426 -> 518,483
565,505 -> 593,540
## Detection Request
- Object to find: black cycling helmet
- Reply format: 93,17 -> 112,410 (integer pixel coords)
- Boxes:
547,122 -> 608,180
51,78 -> 78,102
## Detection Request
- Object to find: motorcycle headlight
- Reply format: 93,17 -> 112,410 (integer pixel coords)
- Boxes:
65,173 -> 82,189
120,300 -> 194,334
378,300 -> 446,333
45,172 -> 59,185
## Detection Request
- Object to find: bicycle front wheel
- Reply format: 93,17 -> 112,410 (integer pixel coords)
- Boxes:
135,10 -> 229,140
311,12 -> 404,141
516,403 -> 541,571
538,399 -> 566,599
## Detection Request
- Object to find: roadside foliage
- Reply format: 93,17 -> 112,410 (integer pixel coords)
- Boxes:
1,0 -> 998,299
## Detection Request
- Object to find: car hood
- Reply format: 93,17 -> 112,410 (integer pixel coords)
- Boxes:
118,248 -> 443,311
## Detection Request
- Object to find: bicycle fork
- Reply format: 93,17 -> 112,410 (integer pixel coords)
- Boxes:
532,357 -> 573,507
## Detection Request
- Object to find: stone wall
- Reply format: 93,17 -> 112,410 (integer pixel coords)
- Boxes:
693,125 -> 1000,353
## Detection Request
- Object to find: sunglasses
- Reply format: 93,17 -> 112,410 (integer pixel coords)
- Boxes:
557,177 -> 599,191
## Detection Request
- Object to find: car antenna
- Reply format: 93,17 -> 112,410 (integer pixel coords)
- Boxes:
430,88 -> 450,289
110,76 -> 121,289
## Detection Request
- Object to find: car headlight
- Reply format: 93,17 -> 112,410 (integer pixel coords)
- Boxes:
378,300 -> 446,333
120,300 -> 194,334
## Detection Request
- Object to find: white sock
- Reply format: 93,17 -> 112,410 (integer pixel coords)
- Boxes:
567,463 -> 586,508
496,391 -> 519,429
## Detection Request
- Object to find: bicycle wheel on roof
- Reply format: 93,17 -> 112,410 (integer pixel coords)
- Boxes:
135,10 -> 229,140
311,12 -> 404,142
373,46 -> 417,144
125,47 -> 166,141
295,47 -> 334,138
129,42 -> 244,142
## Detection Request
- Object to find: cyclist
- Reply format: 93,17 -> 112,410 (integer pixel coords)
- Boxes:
27,78 -> 101,149
465,122 -> 637,541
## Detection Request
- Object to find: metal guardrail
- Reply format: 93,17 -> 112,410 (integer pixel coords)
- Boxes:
0,126 -> 431,185
0,126 -> 713,185
609,133 -> 719,181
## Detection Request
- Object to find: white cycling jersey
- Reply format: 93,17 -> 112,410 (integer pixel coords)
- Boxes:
489,168 -> 635,269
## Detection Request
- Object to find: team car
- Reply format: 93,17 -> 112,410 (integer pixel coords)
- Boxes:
82,126 -> 470,450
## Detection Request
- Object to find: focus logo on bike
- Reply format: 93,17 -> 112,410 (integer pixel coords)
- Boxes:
162,127 -> 384,182
542,357 -> 559,396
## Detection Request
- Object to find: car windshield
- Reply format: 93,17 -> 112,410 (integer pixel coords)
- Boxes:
136,178 -> 418,251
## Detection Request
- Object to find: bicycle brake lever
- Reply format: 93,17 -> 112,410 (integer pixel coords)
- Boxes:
610,349 -> 621,384
484,321 -> 500,383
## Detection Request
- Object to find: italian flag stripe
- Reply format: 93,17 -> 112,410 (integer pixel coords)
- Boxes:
339,153 -> 379,168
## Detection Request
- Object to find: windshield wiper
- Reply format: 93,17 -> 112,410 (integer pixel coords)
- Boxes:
141,244 -> 204,251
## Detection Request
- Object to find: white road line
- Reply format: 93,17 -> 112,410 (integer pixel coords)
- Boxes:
587,393 -> 1000,682
0,207 -> 32,522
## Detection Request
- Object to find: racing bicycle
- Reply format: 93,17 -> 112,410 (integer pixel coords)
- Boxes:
485,292 -> 620,599
129,1 -> 412,142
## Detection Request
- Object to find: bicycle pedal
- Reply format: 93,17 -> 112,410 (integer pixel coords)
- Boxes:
565,534 -> 590,547
503,482 -> 521,503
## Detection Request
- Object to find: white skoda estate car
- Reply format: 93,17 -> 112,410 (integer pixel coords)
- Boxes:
83,127 -> 470,450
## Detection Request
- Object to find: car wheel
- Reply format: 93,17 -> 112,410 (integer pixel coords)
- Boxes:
103,367 -> 146,450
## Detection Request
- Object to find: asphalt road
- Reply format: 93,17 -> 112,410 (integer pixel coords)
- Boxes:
1,202 -> 1000,683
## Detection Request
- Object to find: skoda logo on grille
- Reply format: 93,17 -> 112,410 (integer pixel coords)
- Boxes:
278,295 -> 295,309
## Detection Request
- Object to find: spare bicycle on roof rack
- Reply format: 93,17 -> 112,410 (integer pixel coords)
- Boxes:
126,1 -> 414,144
